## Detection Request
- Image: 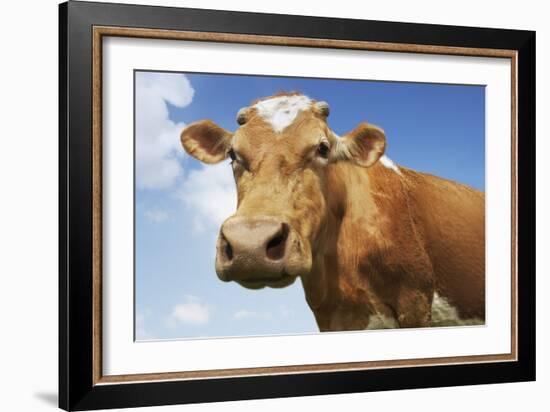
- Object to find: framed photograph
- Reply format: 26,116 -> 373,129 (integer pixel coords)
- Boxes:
59,1 -> 536,410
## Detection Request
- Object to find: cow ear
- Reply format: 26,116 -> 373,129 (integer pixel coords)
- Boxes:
181,120 -> 233,164
332,123 -> 386,167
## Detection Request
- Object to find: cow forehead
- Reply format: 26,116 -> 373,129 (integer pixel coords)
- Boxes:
251,95 -> 313,133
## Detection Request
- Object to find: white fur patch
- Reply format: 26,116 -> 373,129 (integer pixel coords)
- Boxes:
431,292 -> 484,327
253,95 -> 312,133
379,155 -> 402,175
367,313 -> 399,330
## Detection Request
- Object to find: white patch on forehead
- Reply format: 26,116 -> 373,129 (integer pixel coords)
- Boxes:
431,292 -> 484,327
253,95 -> 312,133
379,155 -> 402,175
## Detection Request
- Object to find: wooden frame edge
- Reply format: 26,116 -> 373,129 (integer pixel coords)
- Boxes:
94,26 -> 517,57
97,353 -> 515,385
510,51 -> 518,361
92,27 -> 103,385
91,26 -> 519,386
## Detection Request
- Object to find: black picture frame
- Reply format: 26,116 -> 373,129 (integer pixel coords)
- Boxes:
59,1 -> 536,410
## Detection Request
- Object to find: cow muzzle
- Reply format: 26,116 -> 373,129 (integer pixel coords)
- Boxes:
215,216 -> 302,289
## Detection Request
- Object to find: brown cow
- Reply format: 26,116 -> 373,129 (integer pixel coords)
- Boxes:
180,92 -> 485,331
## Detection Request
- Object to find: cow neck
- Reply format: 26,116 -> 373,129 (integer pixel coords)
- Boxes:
302,162 -> 379,315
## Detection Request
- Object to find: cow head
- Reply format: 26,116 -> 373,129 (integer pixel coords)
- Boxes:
180,93 -> 386,289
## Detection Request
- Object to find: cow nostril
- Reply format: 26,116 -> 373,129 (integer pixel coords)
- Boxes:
266,223 -> 289,260
220,235 -> 233,261
225,242 -> 233,260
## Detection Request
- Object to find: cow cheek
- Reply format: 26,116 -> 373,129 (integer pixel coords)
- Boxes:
305,174 -> 329,244
289,173 -> 327,265
285,230 -> 313,276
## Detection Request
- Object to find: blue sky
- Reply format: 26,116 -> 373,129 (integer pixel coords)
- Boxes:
134,70 -> 485,340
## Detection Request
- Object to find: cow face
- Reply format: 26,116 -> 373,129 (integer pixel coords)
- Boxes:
181,93 -> 386,289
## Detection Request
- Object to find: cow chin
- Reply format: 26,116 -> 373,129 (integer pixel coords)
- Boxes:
236,273 -> 298,290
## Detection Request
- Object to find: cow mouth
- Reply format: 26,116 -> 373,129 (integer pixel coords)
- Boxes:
236,272 -> 297,290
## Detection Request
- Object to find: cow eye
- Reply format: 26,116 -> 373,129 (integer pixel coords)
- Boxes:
317,142 -> 330,159
228,148 -> 237,162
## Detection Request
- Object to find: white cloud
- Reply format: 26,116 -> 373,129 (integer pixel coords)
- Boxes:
136,309 -> 154,340
135,72 -> 236,234
280,305 -> 294,318
177,162 -> 237,232
144,208 -> 169,223
233,306 -> 293,321
233,309 -> 272,320
135,72 -> 195,190
169,295 -> 210,325
233,309 -> 257,320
